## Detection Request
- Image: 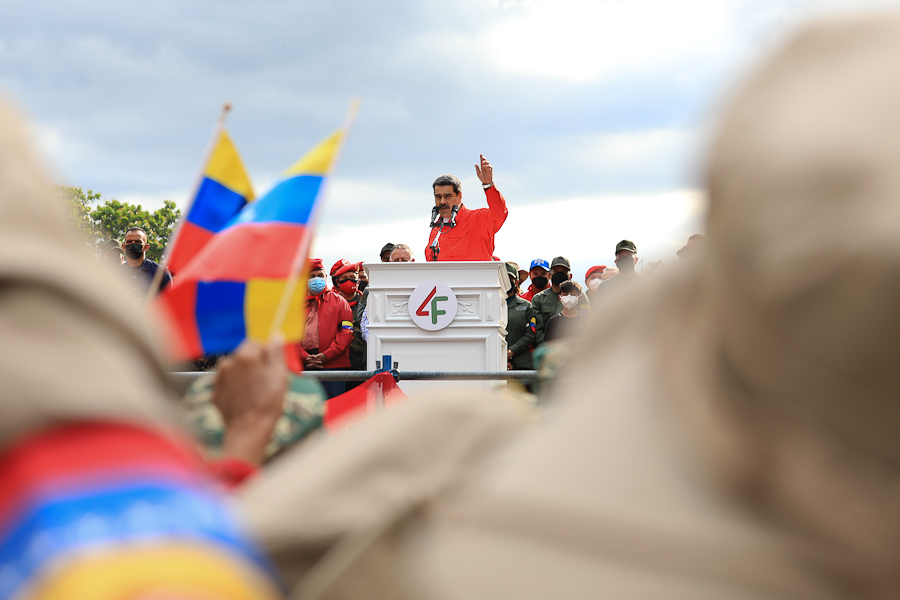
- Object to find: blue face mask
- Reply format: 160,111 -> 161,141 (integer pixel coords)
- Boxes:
308,277 -> 327,295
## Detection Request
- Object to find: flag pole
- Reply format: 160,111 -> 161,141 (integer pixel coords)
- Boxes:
143,102 -> 232,305
267,99 -> 361,340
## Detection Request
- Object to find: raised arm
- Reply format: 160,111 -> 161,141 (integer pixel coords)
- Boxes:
476,154 -> 508,231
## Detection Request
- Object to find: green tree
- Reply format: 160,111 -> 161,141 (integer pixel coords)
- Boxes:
57,186 -> 181,262
91,199 -> 181,263
59,186 -> 102,248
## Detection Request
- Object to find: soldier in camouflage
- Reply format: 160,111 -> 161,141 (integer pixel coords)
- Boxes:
183,372 -> 326,462
504,262 -> 536,370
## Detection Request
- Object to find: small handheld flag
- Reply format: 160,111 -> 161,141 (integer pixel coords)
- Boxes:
167,128 -> 255,276
160,107 -> 355,360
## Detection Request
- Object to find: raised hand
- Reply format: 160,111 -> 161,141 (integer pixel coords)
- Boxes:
475,154 -> 493,185
213,337 -> 288,465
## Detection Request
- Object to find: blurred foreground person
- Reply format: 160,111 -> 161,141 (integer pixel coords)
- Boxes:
0,99 -> 280,599
677,233 -> 707,260
240,14 -> 900,599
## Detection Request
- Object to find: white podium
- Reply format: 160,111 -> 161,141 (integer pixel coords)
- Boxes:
364,261 -> 510,396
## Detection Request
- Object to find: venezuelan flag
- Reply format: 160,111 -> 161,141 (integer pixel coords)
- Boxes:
161,130 -> 345,359
167,129 -> 255,276
0,422 -> 281,600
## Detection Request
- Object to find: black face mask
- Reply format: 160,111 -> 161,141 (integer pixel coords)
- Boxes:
551,271 -> 568,286
357,280 -> 368,293
616,257 -> 635,273
532,276 -> 548,289
508,277 -> 518,296
124,243 -> 144,260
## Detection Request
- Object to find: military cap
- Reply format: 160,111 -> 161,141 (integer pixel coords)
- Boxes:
615,240 -> 637,254
330,258 -> 357,277
550,256 -> 571,270
505,262 -> 519,277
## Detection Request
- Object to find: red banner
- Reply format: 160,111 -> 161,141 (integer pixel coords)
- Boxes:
323,372 -> 408,430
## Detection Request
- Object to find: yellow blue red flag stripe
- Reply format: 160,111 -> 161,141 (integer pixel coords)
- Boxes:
161,129 -> 345,358
0,422 -> 281,600
167,129 -> 254,276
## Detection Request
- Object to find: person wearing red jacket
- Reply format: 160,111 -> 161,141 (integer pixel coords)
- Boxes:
289,258 -> 354,398
425,154 -> 508,261
330,258 -> 367,377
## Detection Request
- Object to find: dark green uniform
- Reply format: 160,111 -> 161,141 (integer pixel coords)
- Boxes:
532,287 -> 590,345
506,294 -> 536,370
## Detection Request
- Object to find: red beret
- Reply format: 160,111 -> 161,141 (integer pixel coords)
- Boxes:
308,258 -> 324,271
330,258 -> 357,277
585,265 -> 606,279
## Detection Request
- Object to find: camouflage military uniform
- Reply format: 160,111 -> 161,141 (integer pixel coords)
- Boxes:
184,372 -> 326,461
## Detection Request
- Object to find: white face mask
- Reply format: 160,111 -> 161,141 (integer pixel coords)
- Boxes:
560,295 -> 579,309
588,278 -> 602,291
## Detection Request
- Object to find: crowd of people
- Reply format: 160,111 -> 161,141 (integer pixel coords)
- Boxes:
103,157 -> 703,391
293,233 -> 702,394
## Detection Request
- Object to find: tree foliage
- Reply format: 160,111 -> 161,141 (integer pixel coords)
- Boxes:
59,186 -> 101,245
58,186 -> 181,263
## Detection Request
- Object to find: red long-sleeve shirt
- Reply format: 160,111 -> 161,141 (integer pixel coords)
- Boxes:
424,186 -> 508,261
286,289 -> 354,371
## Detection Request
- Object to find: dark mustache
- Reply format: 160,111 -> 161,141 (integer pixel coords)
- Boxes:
438,204 -> 450,210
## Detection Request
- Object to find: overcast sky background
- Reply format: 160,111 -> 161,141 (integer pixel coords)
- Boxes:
2,0 -> 897,282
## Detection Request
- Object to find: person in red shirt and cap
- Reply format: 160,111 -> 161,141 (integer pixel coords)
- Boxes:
287,258 -> 354,398
520,258 -> 550,302
425,155 -> 508,261
584,265 -> 607,303
330,259 -> 367,375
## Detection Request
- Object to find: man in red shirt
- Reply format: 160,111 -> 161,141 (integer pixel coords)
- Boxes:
289,258 -> 354,398
425,155 -> 508,261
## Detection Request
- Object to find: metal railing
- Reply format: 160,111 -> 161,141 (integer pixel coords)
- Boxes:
169,354 -> 537,394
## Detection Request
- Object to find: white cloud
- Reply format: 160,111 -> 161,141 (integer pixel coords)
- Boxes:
567,127 -> 700,175
484,0 -> 734,82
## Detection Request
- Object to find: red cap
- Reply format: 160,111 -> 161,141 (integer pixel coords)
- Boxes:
308,258 -> 324,271
330,258 -> 357,277
585,265 -> 606,280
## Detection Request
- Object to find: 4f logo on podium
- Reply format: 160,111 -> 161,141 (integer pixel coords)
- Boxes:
409,281 -> 457,331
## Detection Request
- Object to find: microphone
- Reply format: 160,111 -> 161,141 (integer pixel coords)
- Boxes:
430,206 -> 441,228
449,205 -> 459,227
429,231 -> 441,261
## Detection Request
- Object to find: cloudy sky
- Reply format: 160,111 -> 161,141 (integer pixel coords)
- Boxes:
2,0 -> 896,281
